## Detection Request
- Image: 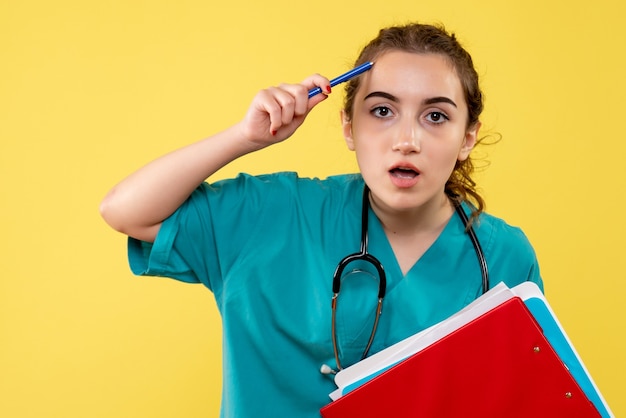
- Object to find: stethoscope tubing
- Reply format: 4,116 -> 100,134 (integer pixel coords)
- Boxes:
329,185 -> 489,372
453,202 -> 490,295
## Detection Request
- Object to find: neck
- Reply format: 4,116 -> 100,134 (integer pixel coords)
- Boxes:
369,192 -> 455,237
367,191 -> 455,276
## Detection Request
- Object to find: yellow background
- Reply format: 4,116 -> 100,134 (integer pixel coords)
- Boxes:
2,0 -> 624,416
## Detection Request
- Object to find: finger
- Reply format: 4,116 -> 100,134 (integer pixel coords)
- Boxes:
266,85 -> 298,128
277,83 -> 310,118
301,73 -> 332,106
257,76 -> 332,137
253,88 -> 286,136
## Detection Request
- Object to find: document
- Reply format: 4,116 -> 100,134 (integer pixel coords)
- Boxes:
321,282 -> 613,418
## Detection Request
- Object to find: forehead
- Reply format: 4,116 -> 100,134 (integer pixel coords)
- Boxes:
357,51 -> 465,105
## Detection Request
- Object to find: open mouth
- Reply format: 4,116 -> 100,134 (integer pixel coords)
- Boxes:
390,167 -> 419,179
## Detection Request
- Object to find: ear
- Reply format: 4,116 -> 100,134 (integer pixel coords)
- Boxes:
341,110 -> 355,151
458,121 -> 481,161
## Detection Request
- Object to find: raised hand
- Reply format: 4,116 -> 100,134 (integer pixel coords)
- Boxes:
237,74 -> 332,150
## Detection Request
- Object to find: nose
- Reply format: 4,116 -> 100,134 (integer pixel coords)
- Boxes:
391,120 -> 420,154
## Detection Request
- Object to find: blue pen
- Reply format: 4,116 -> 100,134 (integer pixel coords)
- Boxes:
308,61 -> 374,99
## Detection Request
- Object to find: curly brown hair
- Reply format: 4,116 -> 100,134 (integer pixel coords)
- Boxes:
343,23 -> 486,221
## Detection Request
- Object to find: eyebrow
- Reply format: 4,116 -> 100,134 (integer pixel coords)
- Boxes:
364,91 -> 457,108
424,96 -> 457,108
364,91 -> 399,102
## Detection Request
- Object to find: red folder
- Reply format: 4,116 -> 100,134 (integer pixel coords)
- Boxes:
320,297 -> 600,418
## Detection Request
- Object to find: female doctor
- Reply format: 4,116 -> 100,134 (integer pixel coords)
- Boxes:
100,22 -> 543,418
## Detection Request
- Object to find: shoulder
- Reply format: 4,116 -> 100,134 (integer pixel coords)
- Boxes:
203,172 -> 364,204
186,172 -> 366,225
474,213 -> 535,259
472,210 -> 543,289
206,171 -> 362,189
474,211 -> 534,252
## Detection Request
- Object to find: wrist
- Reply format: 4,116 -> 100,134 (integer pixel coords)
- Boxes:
230,121 -> 270,154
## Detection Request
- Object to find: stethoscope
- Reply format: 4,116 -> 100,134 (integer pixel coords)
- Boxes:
321,186 -> 489,375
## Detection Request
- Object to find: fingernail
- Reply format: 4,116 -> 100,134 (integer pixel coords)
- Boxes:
326,86 -> 332,94
271,130 -> 277,136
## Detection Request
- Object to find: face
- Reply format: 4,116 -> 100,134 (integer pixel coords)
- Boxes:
342,51 -> 480,215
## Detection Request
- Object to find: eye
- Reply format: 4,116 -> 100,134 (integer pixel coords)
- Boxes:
371,106 -> 393,118
425,111 -> 449,124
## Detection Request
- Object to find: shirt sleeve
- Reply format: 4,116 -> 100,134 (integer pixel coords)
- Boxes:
127,180 -> 221,290
507,226 -> 544,292
126,172 -> 344,297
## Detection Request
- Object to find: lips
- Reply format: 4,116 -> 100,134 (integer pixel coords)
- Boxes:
389,163 -> 420,178
389,164 -> 420,188
390,167 -> 419,179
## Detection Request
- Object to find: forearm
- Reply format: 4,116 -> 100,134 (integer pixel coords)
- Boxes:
99,123 -> 256,242
100,75 -> 331,242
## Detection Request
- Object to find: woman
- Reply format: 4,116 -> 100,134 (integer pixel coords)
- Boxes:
100,22 -> 542,418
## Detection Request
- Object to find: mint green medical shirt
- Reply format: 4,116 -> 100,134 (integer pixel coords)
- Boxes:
128,172 -> 543,418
